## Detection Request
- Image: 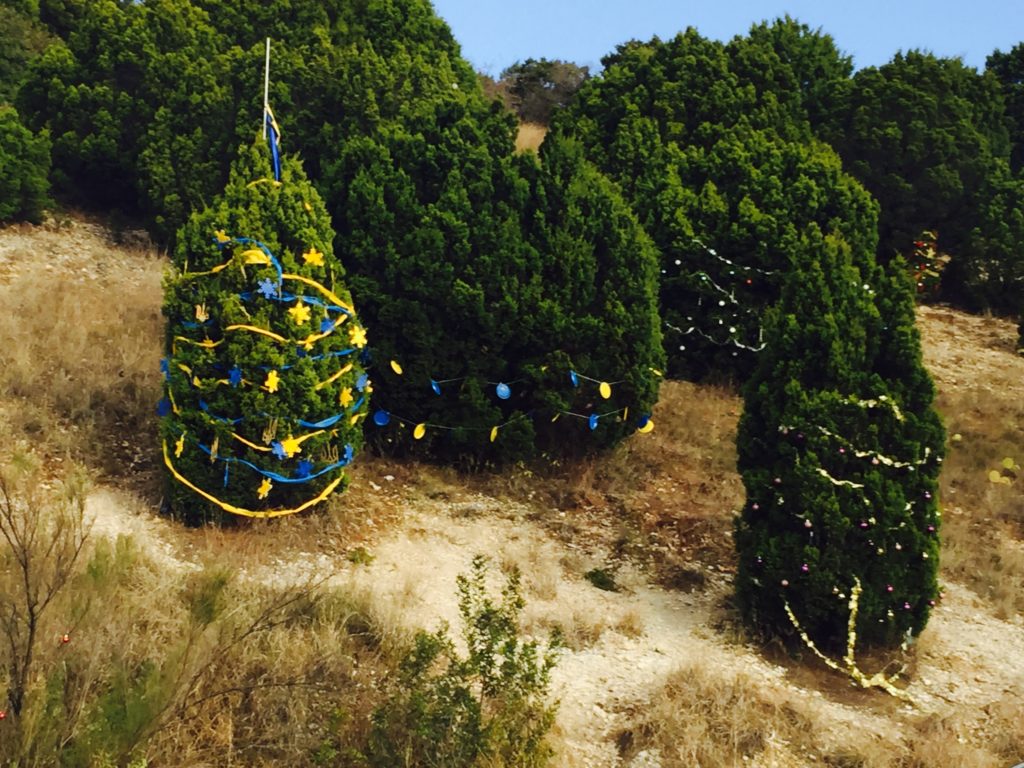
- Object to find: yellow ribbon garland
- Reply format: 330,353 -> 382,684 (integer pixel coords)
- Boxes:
224,324 -> 289,344
162,441 -> 343,519
315,363 -> 354,391
282,273 -> 354,313
229,432 -> 273,453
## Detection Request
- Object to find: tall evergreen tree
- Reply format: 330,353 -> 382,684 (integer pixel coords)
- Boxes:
552,29 -> 877,379
823,50 -> 1018,310
987,43 -> 1024,174
0,105 -> 50,223
161,140 -> 369,524
734,227 -> 944,648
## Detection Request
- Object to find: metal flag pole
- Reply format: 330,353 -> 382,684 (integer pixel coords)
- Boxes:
262,37 -> 270,138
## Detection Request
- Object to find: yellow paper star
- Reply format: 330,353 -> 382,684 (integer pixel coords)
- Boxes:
214,229 -> 230,243
302,247 -> 325,267
288,303 -> 312,326
257,477 -> 273,499
349,324 -> 367,348
264,370 -> 280,393
279,434 -> 302,458
339,387 -> 354,408
175,433 -> 186,457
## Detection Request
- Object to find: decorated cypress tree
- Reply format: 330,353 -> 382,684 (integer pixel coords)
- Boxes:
734,226 -> 944,650
160,139 -> 369,524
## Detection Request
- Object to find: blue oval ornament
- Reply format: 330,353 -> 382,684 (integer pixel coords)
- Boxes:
588,413 -> 599,431
431,379 -> 442,396
496,382 -> 511,400
372,410 -> 391,427
570,370 -> 579,387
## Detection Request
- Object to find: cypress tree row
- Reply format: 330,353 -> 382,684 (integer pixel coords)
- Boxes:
734,227 -> 945,649
161,141 -> 369,524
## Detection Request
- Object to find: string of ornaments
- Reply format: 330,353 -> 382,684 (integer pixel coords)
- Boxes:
751,394 -> 943,625
368,362 -> 659,441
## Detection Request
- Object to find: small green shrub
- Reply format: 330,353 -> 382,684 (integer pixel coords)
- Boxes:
361,555 -> 561,767
584,568 -> 619,592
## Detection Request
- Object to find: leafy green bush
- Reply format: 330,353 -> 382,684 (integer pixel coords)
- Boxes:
337,120 -> 663,464
161,141 -> 369,524
361,555 -> 560,767
823,50 -> 1020,312
17,0 -> 665,464
0,105 -> 51,223
734,227 -> 945,649
551,28 -> 877,380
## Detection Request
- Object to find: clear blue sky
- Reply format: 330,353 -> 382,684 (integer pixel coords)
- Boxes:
430,0 -> 1022,76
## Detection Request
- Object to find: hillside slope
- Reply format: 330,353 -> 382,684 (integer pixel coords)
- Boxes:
1,216 -> 1022,767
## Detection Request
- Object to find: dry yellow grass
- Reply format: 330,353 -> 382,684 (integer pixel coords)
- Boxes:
0,226 -> 164,484
516,122 -> 548,153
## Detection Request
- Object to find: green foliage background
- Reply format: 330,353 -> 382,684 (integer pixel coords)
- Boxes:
551,23 -> 879,379
0,105 -> 51,223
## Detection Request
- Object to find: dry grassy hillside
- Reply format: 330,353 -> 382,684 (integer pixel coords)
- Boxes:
0,216 -> 1021,767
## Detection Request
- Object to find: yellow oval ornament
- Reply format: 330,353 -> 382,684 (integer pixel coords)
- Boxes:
490,426 -> 499,443
599,381 -> 612,399
413,423 -> 426,440
390,360 -> 403,375
638,419 -> 655,434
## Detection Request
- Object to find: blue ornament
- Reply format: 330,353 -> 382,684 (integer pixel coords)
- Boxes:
637,414 -> 650,429
156,398 -> 171,417
356,373 -> 369,392
372,410 -> 391,426
257,277 -> 277,299
343,444 -> 355,463
496,382 -> 511,400
431,379 -> 442,396
294,459 -> 314,478
570,370 -> 579,387
271,441 -> 287,460
159,358 -> 170,381
588,413 -> 599,431
228,366 -> 242,387
320,318 -> 335,333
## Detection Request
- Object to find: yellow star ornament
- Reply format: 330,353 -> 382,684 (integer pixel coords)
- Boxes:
288,303 -> 312,326
264,370 -> 280,393
279,434 -> 303,458
339,387 -> 354,408
257,477 -> 273,499
349,324 -> 367,348
302,247 -> 325,267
